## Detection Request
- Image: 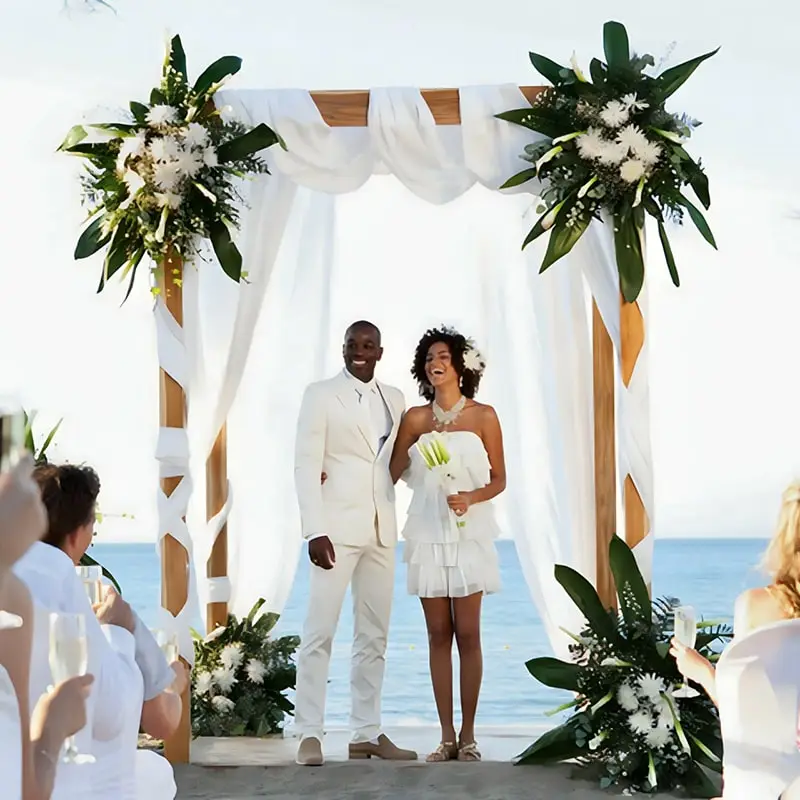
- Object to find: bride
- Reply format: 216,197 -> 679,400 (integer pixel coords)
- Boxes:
390,326 -> 506,763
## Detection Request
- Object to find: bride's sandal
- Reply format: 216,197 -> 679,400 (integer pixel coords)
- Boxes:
457,741 -> 481,762
426,742 -> 457,762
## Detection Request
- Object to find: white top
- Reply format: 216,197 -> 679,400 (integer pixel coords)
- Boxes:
14,542 -> 142,799
342,368 -> 393,452
0,665 -> 21,800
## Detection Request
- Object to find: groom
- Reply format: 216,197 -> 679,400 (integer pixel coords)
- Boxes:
293,320 -> 416,766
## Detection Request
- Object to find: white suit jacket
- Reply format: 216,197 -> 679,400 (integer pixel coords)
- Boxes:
295,371 -> 405,547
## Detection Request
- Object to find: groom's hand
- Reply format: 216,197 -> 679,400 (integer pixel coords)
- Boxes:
308,536 -> 336,570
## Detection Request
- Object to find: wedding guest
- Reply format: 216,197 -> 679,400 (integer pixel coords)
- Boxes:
0,455 -> 93,800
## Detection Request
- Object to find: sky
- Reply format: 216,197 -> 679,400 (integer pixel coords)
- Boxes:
1,0 -> 799,543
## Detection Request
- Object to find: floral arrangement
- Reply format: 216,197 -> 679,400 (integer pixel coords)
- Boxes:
59,34 -> 284,300
497,21 -> 718,302
517,537 -> 731,797
191,599 -> 299,737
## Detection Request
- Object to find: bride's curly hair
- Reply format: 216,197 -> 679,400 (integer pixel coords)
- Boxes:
762,481 -> 800,617
411,325 -> 484,402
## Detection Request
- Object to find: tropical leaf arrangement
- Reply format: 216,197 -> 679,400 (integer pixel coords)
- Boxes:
517,538 -> 731,797
191,599 -> 300,737
59,34 -> 284,301
23,413 -> 125,593
498,21 -> 718,302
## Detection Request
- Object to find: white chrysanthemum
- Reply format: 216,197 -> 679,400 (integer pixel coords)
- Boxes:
637,673 -> 666,703
175,149 -> 204,177
204,626 -> 227,644
193,671 -> 213,697
211,695 -> 235,714
123,169 -> 146,197
616,124 -> 650,157
147,104 -> 179,127
203,147 -> 219,168
212,666 -> 238,694
155,191 -> 182,210
245,659 -> 267,684
636,139 -> 663,166
149,135 -> 181,163
617,683 -> 639,712
183,122 -> 209,148
628,709 -> 654,736
576,127 -> 606,160
620,159 -> 647,183
220,643 -> 244,670
645,724 -> 672,750
596,140 -> 628,166
117,131 -> 147,170
600,99 -> 629,128
621,92 -> 649,112
153,162 -> 181,191
463,348 -> 484,373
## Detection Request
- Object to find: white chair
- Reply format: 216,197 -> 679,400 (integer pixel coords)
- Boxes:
716,618 -> 800,799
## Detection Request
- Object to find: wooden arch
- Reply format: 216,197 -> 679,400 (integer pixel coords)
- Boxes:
160,85 -> 648,761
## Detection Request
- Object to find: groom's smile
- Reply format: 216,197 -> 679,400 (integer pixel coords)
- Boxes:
343,321 -> 383,383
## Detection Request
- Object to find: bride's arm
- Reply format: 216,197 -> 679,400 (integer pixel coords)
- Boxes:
465,406 -> 506,505
389,409 -> 423,484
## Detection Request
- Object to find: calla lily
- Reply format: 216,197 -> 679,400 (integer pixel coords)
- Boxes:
155,206 -> 169,243
570,51 -> 588,82
662,691 -> 692,754
633,175 -> 647,207
535,145 -> 563,174
193,181 -> 217,203
588,731 -> 608,751
552,130 -> 585,145
650,127 -> 685,144
647,752 -> 657,789
591,691 -> 613,714
689,733 -> 720,762
541,199 -> 566,231
578,175 -> 598,199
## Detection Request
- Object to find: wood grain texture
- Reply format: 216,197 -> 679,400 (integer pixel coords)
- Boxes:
206,424 -> 229,632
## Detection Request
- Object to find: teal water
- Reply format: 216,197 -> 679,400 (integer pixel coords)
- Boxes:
91,538 -> 765,726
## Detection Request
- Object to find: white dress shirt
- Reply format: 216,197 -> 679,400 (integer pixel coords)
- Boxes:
14,542 -> 142,799
342,368 -> 392,452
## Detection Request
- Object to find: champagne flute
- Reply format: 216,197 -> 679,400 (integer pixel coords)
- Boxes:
0,410 -> 26,472
76,565 -> 103,605
673,605 -> 700,698
49,613 -> 95,764
153,629 -> 179,663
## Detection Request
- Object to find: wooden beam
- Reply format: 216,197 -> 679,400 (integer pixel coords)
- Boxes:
158,253 -> 191,764
592,300 -> 617,610
206,424 -> 229,632
308,86 -> 544,127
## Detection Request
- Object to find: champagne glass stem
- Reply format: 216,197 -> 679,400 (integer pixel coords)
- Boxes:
63,735 -> 79,763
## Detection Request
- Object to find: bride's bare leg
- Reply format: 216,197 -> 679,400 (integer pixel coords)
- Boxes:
453,592 -> 483,746
421,597 -> 456,745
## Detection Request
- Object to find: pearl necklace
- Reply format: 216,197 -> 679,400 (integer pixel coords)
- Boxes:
432,395 -> 466,427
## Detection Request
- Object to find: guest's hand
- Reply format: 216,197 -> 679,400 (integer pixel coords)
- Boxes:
0,454 -> 47,568
169,660 -> 189,695
32,674 -> 94,745
308,536 -> 336,570
447,492 -> 473,517
669,637 -> 712,685
94,586 -> 135,633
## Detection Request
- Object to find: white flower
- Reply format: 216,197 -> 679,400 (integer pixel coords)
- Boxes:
600,99 -> 629,128
645,725 -> 672,750
628,709 -> 654,735
183,122 -> 209,148
636,139 -> 663,166
620,158 -> 647,183
149,135 -> 182,163
202,147 -> 218,168
116,131 -> 147,170
576,127 -> 606,160
596,140 -> 628,166
245,659 -> 266,684
212,666 -> 238,694
218,105 -> 238,124
569,51 -> 588,82
175,148 -> 204,177
463,348 -> 484,373
155,191 -> 182,210
637,673 -> 666,703
204,626 -> 227,644
153,162 -> 181,191
616,124 -> 650,157
220,643 -> 244,670
193,671 -> 213,697
211,696 -> 235,714
621,92 -> 649,112
146,104 -> 179,127
617,683 -> 639,712
123,169 -> 146,197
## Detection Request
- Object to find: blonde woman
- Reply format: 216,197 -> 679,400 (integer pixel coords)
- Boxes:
671,481 -> 800,799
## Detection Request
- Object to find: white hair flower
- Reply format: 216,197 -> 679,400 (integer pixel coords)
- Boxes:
463,347 -> 485,374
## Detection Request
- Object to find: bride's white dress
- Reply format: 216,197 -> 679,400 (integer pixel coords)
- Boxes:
0,664 -> 21,800
402,430 -> 501,598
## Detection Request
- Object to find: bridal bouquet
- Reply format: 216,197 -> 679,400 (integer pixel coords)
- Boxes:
59,34 -> 284,301
517,538 -> 730,797
497,20 -> 718,302
416,433 -> 466,529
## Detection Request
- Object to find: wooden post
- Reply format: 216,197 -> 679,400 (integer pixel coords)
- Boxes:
206,424 -> 229,632
592,300 -> 617,610
620,295 -> 649,555
159,253 -> 191,764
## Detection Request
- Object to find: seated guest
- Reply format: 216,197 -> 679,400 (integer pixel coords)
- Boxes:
671,481 -> 800,800
0,455 -> 93,800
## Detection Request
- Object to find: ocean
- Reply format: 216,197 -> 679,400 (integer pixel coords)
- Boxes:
91,538 -> 765,728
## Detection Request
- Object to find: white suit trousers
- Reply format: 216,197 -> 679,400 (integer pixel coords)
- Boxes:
294,536 -> 395,742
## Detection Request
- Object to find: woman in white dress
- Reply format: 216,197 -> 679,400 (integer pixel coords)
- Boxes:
390,326 -> 506,763
670,481 -> 800,799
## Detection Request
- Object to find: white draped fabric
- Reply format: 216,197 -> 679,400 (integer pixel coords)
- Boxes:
166,84 -> 654,657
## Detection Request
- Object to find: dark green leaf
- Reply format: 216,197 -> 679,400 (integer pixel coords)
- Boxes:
150,88 -> 166,106
38,419 -> 63,461
169,35 -> 188,81
22,412 -> 36,456
522,207 -> 557,249
209,220 -> 242,281
657,218 -> 680,287
677,194 -> 717,248
525,657 -> 581,691
58,125 -> 87,152
120,249 -> 145,305
690,169 -> 711,210
130,101 -> 149,123
193,55 -> 242,97
101,218 -> 136,289
528,52 -> 568,86
603,21 -> 630,68
609,537 -> 651,626
539,211 -> 590,272
217,123 -> 280,163
499,168 -> 538,190
589,58 -> 607,87
554,564 -> 618,640
681,761 -> 721,799
494,108 -> 566,140
614,213 -> 646,303
515,720 -> 584,765
74,216 -> 112,260
656,48 -> 720,100
61,142 -> 113,159
88,122 -> 137,137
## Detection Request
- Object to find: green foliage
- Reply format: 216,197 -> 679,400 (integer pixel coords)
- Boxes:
517,538 -> 730,797
497,20 -> 719,301
191,599 -> 299,737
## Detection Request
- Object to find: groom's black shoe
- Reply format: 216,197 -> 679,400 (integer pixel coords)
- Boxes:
349,734 -> 417,761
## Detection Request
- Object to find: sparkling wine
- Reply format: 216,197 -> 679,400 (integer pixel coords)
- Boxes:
674,606 -> 697,649
0,411 -> 26,471
50,636 -> 88,684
